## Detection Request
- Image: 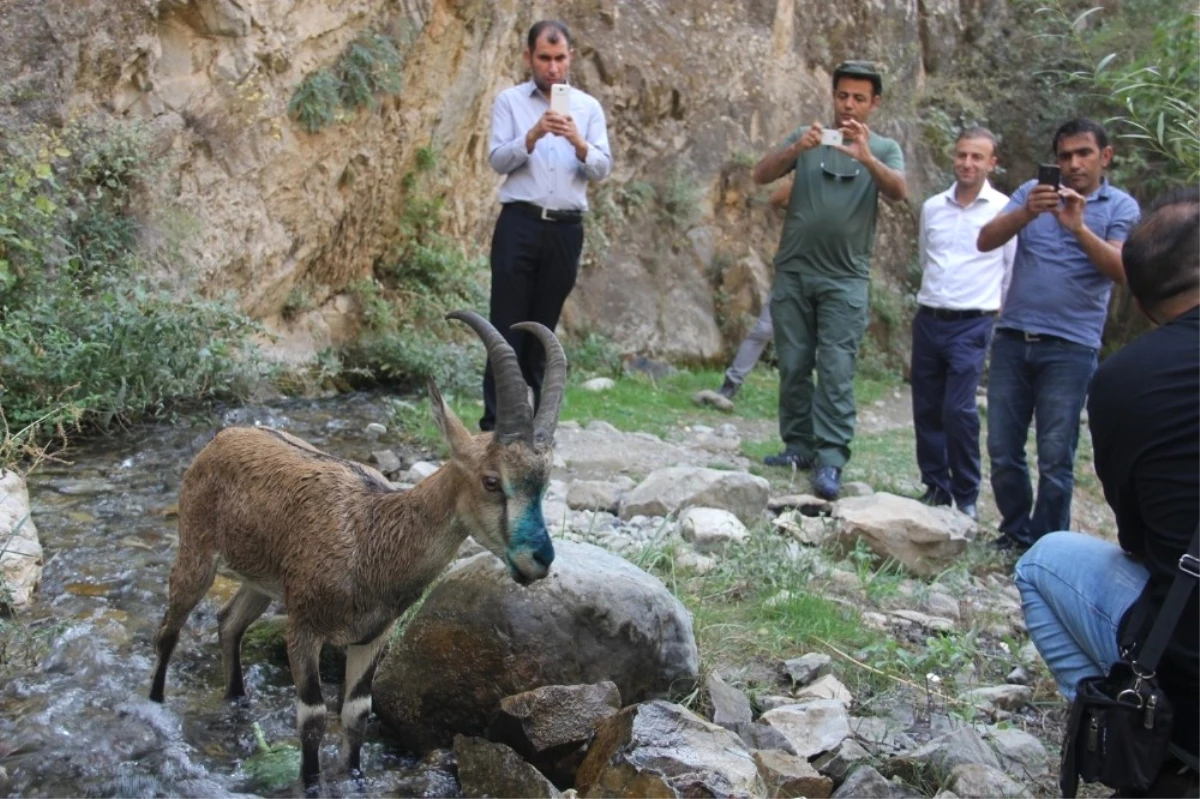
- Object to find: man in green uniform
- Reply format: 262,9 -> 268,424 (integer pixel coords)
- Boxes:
752,61 -> 908,499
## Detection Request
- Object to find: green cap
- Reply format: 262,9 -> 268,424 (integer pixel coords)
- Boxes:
833,60 -> 883,94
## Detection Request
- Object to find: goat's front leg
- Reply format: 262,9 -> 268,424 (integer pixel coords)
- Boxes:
286,629 -> 326,793
341,628 -> 391,776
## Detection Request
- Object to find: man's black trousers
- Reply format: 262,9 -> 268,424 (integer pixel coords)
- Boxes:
480,204 -> 583,432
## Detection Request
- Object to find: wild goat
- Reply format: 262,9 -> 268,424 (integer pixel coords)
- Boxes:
148,310 -> 564,791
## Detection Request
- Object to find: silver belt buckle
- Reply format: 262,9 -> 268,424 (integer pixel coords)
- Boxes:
1023,330 -> 1042,342
540,205 -> 554,221
1180,553 -> 1199,578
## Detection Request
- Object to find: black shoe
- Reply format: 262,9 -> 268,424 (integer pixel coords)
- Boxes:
763,449 -> 812,468
919,485 -> 953,507
812,465 -> 842,500
717,378 -> 740,400
958,503 -> 978,522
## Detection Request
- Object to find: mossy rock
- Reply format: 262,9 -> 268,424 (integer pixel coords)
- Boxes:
240,615 -> 345,683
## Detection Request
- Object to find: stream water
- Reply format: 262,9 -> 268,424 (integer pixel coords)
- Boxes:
1,392 -> 461,798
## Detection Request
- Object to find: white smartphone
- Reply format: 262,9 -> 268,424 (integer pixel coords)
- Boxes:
550,84 -> 571,115
820,128 -> 844,147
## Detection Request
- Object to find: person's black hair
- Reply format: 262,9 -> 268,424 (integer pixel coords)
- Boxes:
1122,185 -> 1200,310
956,126 -> 998,151
1051,118 -> 1109,154
527,20 -> 571,50
832,61 -> 883,97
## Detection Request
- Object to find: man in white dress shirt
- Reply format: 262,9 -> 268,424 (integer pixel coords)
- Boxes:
480,20 -> 613,432
911,127 -> 1015,520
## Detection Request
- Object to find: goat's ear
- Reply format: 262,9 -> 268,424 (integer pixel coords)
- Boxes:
427,379 -> 474,461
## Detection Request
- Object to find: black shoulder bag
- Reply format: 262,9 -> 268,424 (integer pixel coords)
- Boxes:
1059,526 -> 1200,798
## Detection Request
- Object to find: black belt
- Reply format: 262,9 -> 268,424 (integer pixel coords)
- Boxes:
997,327 -> 1073,344
918,305 -> 997,321
505,201 -> 584,223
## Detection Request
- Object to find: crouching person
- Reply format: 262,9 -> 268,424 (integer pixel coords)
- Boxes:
1014,188 -> 1199,796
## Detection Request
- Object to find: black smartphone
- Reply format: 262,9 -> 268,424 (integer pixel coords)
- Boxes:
1037,164 -> 1061,187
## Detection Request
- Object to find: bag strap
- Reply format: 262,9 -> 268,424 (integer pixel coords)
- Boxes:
1135,524 -> 1200,673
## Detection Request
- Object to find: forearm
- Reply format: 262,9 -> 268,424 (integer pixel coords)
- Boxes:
489,137 -> 530,174
1073,226 -> 1125,284
978,207 -> 1032,252
861,153 -> 907,202
753,142 -> 799,185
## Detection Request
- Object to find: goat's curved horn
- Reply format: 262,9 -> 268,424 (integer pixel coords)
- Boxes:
511,322 -> 567,444
447,310 -> 531,442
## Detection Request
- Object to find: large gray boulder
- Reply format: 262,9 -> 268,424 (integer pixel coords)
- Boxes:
373,541 -> 699,750
0,470 -> 42,611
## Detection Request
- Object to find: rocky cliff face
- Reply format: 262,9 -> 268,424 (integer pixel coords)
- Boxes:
0,0 -> 1014,363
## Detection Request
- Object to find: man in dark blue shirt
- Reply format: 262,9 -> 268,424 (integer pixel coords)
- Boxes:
977,118 -> 1139,550
1015,187 -> 1199,782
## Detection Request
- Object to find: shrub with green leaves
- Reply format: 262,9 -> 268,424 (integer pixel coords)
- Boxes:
0,121 -> 261,463
340,149 -> 488,394
289,31 -> 406,133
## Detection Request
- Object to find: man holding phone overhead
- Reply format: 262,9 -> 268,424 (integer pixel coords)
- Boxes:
479,19 -> 612,433
752,60 -> 907,500
977,118 -> 1139,552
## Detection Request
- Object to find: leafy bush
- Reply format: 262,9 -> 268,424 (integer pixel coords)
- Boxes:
0,121 -> 261,464
289,31 -> 407,134
340,152 -> 488,394
1034,0 -> 1199,194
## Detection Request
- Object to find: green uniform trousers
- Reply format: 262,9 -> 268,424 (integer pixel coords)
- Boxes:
769,269 -> 870,468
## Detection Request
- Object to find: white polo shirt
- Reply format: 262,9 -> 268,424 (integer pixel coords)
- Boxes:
916,181 -> 1016,311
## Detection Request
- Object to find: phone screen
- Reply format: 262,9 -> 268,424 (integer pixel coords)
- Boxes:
1037,164 -> 1061,187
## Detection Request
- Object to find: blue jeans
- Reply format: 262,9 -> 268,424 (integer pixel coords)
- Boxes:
1015,531 -> 1149,700
986,330 -> 1098,545
911,311 -> 994,507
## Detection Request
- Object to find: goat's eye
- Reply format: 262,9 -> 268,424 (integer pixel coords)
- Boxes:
481,475 -> 502,493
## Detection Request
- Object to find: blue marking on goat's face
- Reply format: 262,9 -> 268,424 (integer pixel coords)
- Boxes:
505,487 -> 555,585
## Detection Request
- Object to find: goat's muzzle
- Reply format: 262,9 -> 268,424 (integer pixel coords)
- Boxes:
507,534 -> 555,585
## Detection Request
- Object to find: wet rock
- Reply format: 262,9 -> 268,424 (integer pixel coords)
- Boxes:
753,748 -> 834,798
833,493 -> 975,576
680,507 -> 748,553
832,766 -> 893,798
985,727 -> 1049,777
581,377 -> 615,392
706,671 -> 752,727
363,422 -> 387,439
575,700 -> 765,798
813,738 -> 872,782
884,727 -> 1001,784
490,681 -> 621,761
566,480 -> 627,513
759,699 -> 851,758
783,652 -> 832,687
454,735 -> 561,798
620,467 -> 769,526
946,763 -> 1030,798
373,542 -> 699,750
0,470 -> 42,611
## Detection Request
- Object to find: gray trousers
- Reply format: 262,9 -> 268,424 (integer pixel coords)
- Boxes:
725,305 -> 774,385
